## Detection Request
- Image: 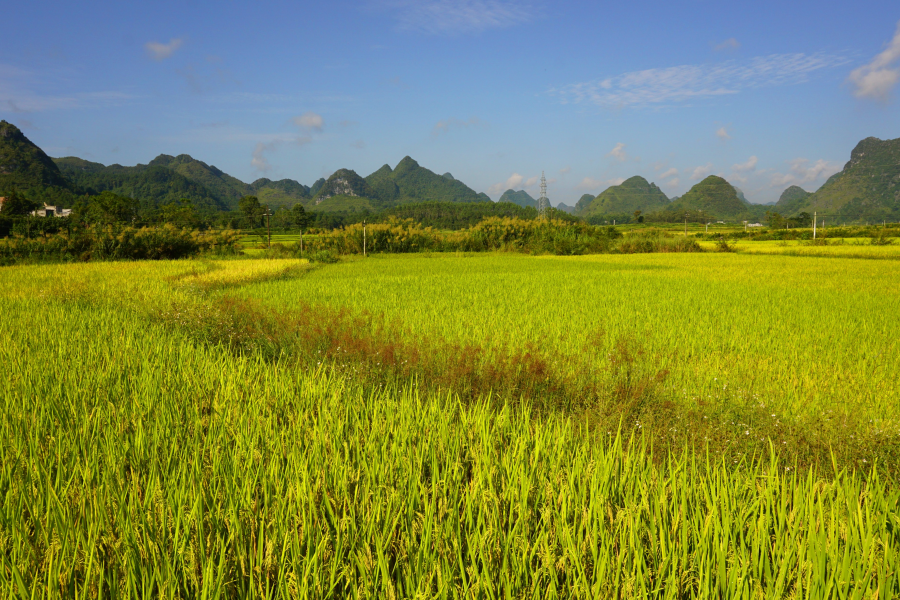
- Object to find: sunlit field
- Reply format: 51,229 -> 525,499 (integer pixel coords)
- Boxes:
700,238 -> 900,259
2,254 -> 898,596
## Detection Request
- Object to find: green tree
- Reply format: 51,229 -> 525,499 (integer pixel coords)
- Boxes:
73,191 -> 140,225
158,198 -> 201,228
0,189 -> 39,216
238,195 -> 262,228
291,203 -> 311,230
765,210 -> 785,229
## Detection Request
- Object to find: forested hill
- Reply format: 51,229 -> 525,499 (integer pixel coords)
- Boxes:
0,121 -> 76,204
55,153 -> 311,211
668,176 -> 750,219
498,189 -> 538,208
579,176 -> 669,218
775,185 -> 812,214
364,157 -> 489,205
789,136 -> 900,222
55,157 -> 228,211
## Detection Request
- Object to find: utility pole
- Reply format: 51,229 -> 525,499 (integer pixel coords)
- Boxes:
265,208 -> 273,248
300,229 -> 304,257
363,219 -> 367,257
744,220 -> 747,232
684,213 -> 688,237
813,211 -> 817,240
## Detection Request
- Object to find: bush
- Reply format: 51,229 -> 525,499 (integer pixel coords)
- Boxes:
615,234 -> 703,254
308,249 -> 339,263
0,225 -> 240,265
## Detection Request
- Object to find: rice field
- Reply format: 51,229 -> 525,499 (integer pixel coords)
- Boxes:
697,239 -> 900,259
1,253 -> 899,597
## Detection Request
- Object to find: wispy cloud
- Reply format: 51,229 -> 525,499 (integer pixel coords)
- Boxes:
250,134 -> 315,173
732,156 -> 758,172
606,142 -> 628,161
432,116 -> 485,136
559,166 -> 571,175
848,20 -> 900,101
659,167 -> 678,179
716,126 -> 731,140
0,65 -> 133,112
770,158 -> 841,187
384,0 -> 536,35
488,172 -> 524,195
177,63 -> 240,94
550,52 -> 851,109
576,177 -> 625,191
145,38 -> 184,61
292,112 -> 324,131
713,38 -> 740,52
251,142 -> 274,172
690,163 -> 713,180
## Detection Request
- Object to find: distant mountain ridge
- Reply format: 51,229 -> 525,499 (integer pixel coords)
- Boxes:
4,119 -> 899,223
54,152 -> 312,211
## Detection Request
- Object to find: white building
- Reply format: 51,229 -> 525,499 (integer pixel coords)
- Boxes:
31,204 -> 72,218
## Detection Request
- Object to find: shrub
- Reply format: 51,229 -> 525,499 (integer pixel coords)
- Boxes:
0,225 -> 239,265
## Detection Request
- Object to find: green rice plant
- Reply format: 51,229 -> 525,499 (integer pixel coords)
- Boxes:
1,286 -> 898,596
1,256 -> 899,596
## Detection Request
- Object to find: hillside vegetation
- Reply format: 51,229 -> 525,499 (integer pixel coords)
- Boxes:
795,136 -> 900,222
580,176 -> 669,218
668,175 -> 752,219
498,189 -> 538,208
0,120 -> 76,204
363,156 -> 489,205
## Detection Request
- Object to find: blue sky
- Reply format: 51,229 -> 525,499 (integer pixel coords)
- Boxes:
3,0 -> 899,205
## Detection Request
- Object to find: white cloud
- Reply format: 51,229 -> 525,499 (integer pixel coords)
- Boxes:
145,38 -> 184,61
525,176 -> 538,186
606,142 -> 627,161
292,112 -> 324,131
432,116 -> 485,136
559,166 -> 571,175
576,177 -> 625,191
732,156 -> 758,172
714,38 -> 740,52
386,0 -> 535,35
550,52 -> 850,109
251,142 -> 273,172
665,178 -> 680,188
659,167 -> 678,179
690,163 -> 713,180
716,126 -> 731,140
770,158 -> 841,187
488,172 -> 525,195
848,20 -> 900,101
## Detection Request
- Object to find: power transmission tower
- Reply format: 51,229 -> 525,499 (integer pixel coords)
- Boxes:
537,171 -> 550,218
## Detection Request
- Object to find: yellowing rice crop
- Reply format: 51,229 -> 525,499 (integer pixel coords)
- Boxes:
1,253 -> 898,597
